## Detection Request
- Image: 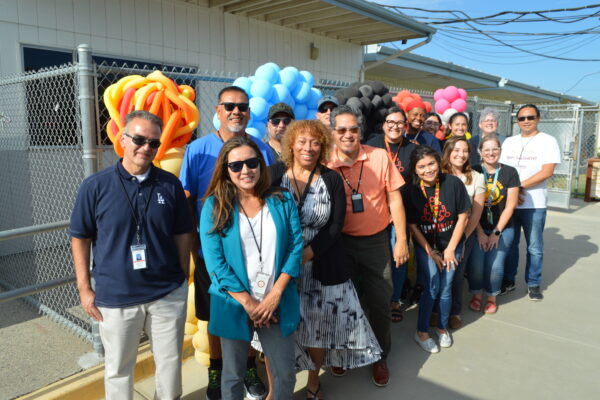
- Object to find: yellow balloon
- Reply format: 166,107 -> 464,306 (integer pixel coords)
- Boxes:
155,147 -> 185,176
192,330 -> 209,353
194,349 -> 210,366
185,322 -> 199,335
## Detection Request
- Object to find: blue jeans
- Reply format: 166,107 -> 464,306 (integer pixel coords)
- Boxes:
388,225 -> 407,302
415,242 -> 463,332
469,226 -> 515,296
504,209 -> 547,287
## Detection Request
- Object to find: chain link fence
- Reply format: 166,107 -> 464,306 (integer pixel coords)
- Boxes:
0,64 -> 91,340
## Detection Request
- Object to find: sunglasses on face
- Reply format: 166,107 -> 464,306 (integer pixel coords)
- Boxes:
227,157 -> 260,172
336,126 -> 360,134
318,105 -> 336,113
517,115 -> 537,122
269,117 -> 292,126
123,132 -> 161,149
219,102 -> 249,112
385,120 -> 406,128
423,121 -> 440,127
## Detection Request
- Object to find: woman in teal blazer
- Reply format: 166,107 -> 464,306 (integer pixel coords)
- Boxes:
200,136 -> 303,400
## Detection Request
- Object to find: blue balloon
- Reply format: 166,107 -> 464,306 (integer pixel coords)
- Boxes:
263,62 -> 281,74
255,64 -> 279,85
250,78 -> 273,100
212,112 -> 220,130
272,84 -> 292,105
308,88 -> 322,109
300,70 -> 314,87
249,76 -> 256,83
232,77 -> 252,94
250,97 -> 269,121
279,67 -> 299,92
246,127 -> 263,139
293,81 -> 311,104
295,103 -> 308,120
306,108 -> 317,120
253,121 -> 267,137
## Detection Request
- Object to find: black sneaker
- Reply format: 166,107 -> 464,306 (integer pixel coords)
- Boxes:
206,368 -> 221,400
528,286 -> 544,301
244,366 -> 267,400
499,280 -> 515,296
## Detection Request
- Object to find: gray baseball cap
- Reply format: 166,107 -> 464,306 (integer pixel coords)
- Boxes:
317,95 -> 339,109
268,102 -> 295,120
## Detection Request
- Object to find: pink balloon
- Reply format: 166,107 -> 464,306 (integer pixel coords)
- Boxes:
451,98 -> 467,112
457,88 -> 467,100
433,89 -> 444,102
443,86 -> 459,102
435,99 -> 450,114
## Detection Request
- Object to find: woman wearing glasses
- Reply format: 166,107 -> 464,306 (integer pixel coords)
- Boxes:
404,146 -> 470,353
468,136 -> 520,314
367,107 -> 417,322
423,112 -> 445,141
199,136 -> 303,400
270,120 -> 381,399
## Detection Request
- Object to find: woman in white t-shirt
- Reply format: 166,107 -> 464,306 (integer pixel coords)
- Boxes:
438,136 -> 486,329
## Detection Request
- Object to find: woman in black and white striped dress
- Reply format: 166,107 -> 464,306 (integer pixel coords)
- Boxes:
270,120 -> 381,399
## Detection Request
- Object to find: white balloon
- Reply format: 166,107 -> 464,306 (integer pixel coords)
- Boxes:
442,108 -> 458,124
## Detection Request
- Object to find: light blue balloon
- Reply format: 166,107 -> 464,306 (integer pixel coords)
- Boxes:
263,62 -> 281,74
272,84 -> 293,106
279,67 -> 299,92
293,81 -> 311,104
212,112 -> 220,130
253,121 -> 267,137
250,78 -> 273,100
232,76 -> 252,94
255,64 -> 279,85
300,70 -> 314,87
250,97 -> 269,121
246,127 -> 263,139
308,88 -> 322,109
306,108 -> 317,120
295,103 -> 308,120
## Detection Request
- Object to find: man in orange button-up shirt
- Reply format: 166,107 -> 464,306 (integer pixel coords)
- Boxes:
326,105 -> 409,387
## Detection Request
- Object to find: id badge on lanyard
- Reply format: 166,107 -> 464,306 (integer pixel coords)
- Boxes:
131,244 -> 147,270
254,267 -> 271,298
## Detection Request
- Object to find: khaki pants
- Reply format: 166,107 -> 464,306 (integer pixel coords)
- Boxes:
98,282 -> 188,400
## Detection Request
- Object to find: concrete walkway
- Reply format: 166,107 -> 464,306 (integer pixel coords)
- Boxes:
131,198 -> 600,399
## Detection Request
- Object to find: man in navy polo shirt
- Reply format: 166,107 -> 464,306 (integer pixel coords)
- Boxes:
70,110 -> 194,400
179,86 -> 273,400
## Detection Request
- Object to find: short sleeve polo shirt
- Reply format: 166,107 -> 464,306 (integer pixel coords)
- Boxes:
327,145 -> 405,236
179,132 -> 276,222
70,161 -> 194,308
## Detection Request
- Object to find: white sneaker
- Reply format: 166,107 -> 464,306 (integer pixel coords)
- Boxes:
436,330 -> 453,348
414,332 -> 439,353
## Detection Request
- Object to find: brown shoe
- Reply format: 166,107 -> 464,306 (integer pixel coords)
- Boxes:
429,312 -> 439,327
330,366 -> 347,377
372,360 -> 389,387
449,314 -> 462,329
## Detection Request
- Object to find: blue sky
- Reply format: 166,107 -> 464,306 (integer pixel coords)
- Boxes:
379,0 -> 600,102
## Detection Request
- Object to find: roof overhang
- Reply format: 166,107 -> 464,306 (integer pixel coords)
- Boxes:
364,46 -> 595,105
207,0 -> 436,45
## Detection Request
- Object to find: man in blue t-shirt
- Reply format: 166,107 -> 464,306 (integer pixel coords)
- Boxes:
70,111 -> 194,399
179,86 -> 273,400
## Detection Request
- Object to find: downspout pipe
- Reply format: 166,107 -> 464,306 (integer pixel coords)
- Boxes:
359,34 -> 433,82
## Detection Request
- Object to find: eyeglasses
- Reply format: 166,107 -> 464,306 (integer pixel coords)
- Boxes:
481,148 -> 501,154
269,117 -> 292,126
219,102 -> 249,112
318,104 -> 336,113
335,126 -> 360,134
123,132 -> 161,149
227,157 -> 260,172
423,121 -> 440,127
385,120 -> 406,128
517,115 -> 537,122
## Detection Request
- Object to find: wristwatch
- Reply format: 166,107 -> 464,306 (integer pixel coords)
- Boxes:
493,229 -> 502,236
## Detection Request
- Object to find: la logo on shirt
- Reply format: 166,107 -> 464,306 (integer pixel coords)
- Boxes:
156,193 -> 165,204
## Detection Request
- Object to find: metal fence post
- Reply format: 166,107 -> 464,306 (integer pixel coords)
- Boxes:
76,44 -> 104,357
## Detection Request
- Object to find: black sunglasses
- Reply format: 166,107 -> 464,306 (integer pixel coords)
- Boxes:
227,157 -> 260,172
318,104 -> 336,113
269,117 -> 292,126
123,132 -> 161,149
517,115 -> 537,122
220,102 -> 249,112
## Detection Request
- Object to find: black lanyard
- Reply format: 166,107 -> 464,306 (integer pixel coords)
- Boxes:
239,202 -> 264,269
338,161 -> 364,194
116,167 -> 154,244
290,165 -> 318,216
